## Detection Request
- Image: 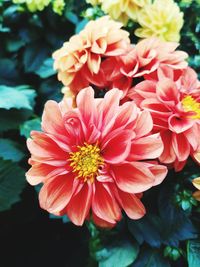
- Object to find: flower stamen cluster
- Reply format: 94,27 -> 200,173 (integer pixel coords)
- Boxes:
69,143 -> 104,183
181,95 -> 200,119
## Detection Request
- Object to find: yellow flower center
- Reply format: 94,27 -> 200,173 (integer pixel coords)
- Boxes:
181,95 -> 200,119
69,143 -> 104,183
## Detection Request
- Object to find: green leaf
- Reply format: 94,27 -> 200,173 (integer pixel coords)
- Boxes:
35,58 -> 56,78
187,240 -> 200,267
75,18 -> 88,33
0,139 -> 24,162
65,11 -> 78,24
0,85 -> 36,110
23,43 -> 49,73
132,249 -> 171,267
0,58 -> 19,85
6,38 -> 25,52
0,159 -> 25,212
98,240 -> 139,267
0,109 -> 33,132
20,118 -> 41,138
49,214 -> 71,224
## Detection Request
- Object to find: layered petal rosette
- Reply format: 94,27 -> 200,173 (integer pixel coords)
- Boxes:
53,16 -> 130,94
129,67 -> 200,171
101,0 -> 151,26
134,0 -> 184,42
102,38 -> 188,97
26,87 -> 167,227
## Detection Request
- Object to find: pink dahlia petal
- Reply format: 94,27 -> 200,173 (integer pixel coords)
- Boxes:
76,86 -> 97,126
129,80 -> 156,101
172,133 -> 190,161
184,125 -> 200,151
66,183 -> 93,226
101,129 -> 132,164
98,89 -> 123,136
169,114 -> 194,134
159,131 -> 176,164
128,134 -> 163,161
42,100 -> 66,136
27,132 -> 67,166
113,102 -> 138,131
117,190 -> 146,220
92,182 -> 121,224
156,79 -> 179,105
147,163 -> 168,186
111,162 -> 155,194
141,98 -> 172,118
64,111 -> 85,145
174,159 -> 187,172
26,163 -> 68,186
39,173 -> 75,214
92,213 -> 116,228
134,110 -> 153,138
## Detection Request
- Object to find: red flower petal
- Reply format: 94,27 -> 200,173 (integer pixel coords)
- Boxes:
26,163 -> 68,185
156,79 -> 179,104
66,183 -> 93,226
92,182 -> 121,224
134,110 -> 153,138
172,133 -> 190,161
111,162 -> 155,193
169,114 -> 194,134
39,173 -> 75,214
128,134 -> 163,161
42,100 -> 66,136
101,129 -> 132,164
117,190 -> 146,220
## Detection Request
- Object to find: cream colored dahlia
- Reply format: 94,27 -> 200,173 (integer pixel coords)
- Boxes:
134,0 -> 184,42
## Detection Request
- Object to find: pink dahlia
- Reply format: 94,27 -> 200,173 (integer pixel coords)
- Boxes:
128,67 -> 200,171
53,16 -> 130,95
102,38 -> 188,97
26,87 -> 167,227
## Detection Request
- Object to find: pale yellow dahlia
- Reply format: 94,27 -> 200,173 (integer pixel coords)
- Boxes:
101,0 -> 151,26
13,0 -> 51,12
134,0 -> 184,42
52,0 -> 65,15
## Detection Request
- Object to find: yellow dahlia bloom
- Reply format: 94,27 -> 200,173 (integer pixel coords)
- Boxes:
13,0 -> 51,12
135,0 -> 184,42
101,0 -> 151,26
52,0 -> 65,15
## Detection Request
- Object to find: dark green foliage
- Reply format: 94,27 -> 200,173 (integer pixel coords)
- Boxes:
0,159 -> 25,211
177,0 -> 200,77
187,240 -> 200,267
0,1 -> 200,267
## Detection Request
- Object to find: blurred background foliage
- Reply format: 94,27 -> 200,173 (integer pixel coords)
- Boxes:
0,0 -> 200,266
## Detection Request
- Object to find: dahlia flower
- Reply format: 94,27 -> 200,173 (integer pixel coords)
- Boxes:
135,0 -> 184,42
102,38 -> 188,96
101,0 -> 151,26
52,0 -> 65,15
53,16 -> 130,94
13,0 -> 50,12
128,67 -> 200,171
26,87 -> 167,227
